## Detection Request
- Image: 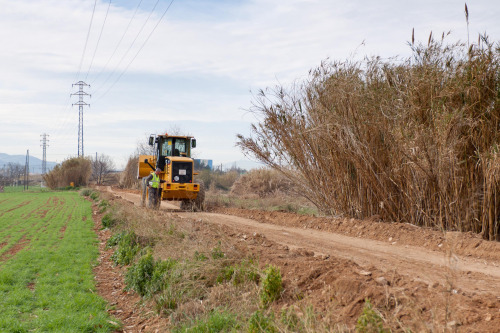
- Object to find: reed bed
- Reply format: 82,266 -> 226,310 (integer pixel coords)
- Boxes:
42,157 -> 91,189
238,35 -> 500,240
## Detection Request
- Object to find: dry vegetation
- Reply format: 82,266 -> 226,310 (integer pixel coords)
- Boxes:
92,190 -> 500,332
238,35 -> 500,240
204,168 -> 318,215
120,155 -> 140,189
42,157 -> 91,189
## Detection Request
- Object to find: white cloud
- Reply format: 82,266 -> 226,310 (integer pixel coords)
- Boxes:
1,0 -> 499,168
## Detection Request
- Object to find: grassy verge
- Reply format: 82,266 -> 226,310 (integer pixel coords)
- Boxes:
101,197 -> 382,332
0,191 -> 117,332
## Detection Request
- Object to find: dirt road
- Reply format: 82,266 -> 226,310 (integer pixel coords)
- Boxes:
105,187 -> 500,297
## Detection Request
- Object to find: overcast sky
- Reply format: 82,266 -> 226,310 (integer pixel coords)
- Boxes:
1,0 -> 499,170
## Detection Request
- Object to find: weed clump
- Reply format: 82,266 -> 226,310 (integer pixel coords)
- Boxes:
101,213 -> 116,229
259,265 -> 282,307
211,244 -> 224,260
216,260 -> 259,286
125,252 -> 178,297
356,299 -> 386,333
110,232 -> 140,266
90,191 -> 100,201
98,199 -> 110,213
79,188 -> 93,197
248,310 -> 277,333
172,309 -> 241,333
125,251 -> 155,296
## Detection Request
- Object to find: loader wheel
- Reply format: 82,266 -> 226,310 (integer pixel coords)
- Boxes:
180,181 -> 205,212
193,180 -> 205,211
147,187 -> 156,210
146,187 -> 162,210
180,199 -> 192,211
140,178 -> 147,207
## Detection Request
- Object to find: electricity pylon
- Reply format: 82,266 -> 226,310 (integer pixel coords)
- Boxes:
71,81 -> 90,157
40,133 -> 49,174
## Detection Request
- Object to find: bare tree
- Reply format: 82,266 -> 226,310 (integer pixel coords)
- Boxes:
2,163 -> 24,186
91,154 -> 116,184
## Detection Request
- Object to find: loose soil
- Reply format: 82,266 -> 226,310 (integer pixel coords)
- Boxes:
96,187 -> 500,331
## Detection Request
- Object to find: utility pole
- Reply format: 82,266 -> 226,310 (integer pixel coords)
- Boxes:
40,133 -> 49,174
71,81 -> 90,157
24,149 -> 29,190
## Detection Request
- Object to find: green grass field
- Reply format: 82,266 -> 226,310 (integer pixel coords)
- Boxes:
0,191 -> 117,332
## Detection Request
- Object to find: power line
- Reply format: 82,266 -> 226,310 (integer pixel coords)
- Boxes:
50,0 -> 97,138
91,0 -> 162,96
75,0 -> 98,82
93,0 -> 175,103
90,0 -> 144,85
52,105 -> 79,139
85,0 -> 113,82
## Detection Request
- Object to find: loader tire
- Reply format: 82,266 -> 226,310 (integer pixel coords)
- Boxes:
193,180 -> 205,211
180,199 -> 192,211
147,187 -> 155,210
140,178 -> 147,207
180,181 -> 205,212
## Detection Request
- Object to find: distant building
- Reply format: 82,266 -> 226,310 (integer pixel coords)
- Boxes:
194,159 -> 213,170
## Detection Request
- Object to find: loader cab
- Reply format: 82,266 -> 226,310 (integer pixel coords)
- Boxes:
159,137 -> 191,158
152,136 -> 194,172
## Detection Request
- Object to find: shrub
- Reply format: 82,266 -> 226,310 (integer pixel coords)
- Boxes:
43,157 -> 91,189
110,232 -> 140,266
125,251 -> 155,296
90,191 -> 100,201
101,213 -> 116,229
125,253 -> 179,298
259,265 -> 282,307
79,188 -> 93,197
148,258 -> 177,295
247,311 -> 276,333
356,299 -> 387,333
106,232 -> 124,248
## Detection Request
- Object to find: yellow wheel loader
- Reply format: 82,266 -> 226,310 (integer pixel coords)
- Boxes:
137,133 -> 205,211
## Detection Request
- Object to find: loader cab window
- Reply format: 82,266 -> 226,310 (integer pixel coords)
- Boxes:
160,138 -> 173,156
160,138 -> 190,157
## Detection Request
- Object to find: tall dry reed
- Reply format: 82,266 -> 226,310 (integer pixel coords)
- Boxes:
238,35 -> 500,240
43,157 -> 91,189
120,155 -> 139,189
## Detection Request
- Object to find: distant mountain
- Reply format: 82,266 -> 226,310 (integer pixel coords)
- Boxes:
0,153 -> 58,173
221,159 -> 264,171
